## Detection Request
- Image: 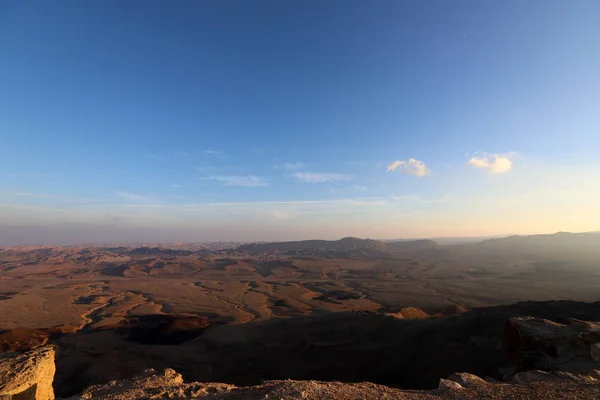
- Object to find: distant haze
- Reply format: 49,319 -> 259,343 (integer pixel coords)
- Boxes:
0,221 -> 594,247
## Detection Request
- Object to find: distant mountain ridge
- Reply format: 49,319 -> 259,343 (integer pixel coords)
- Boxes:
236,237 -> 389,253
477,231 -> 600,248
3,231 -> 599,250
235,237 -> 442,254
234,231 -> 600,255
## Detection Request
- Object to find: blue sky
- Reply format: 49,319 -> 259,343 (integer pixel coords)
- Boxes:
1,1 -> 600,244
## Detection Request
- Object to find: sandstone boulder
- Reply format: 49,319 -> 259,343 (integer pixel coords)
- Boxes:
0,345 -> 56,400
447,372 -> 488,388
437,379 -> 463,390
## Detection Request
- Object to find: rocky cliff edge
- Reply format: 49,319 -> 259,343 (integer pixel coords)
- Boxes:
0,345 -> 56,400
2,316 -> 600,400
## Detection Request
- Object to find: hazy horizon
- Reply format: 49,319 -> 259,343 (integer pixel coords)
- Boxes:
1,228 -> 598,247
2,1 -> 599,245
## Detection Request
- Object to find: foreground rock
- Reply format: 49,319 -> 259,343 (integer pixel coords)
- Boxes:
50,301 -> 600,396
2,336 -> 600,400
0,345 -> 56,400
66,315 -> 600,398
506,317 -> 600,377
72,368 -> 600,400
512,370 -> 600,384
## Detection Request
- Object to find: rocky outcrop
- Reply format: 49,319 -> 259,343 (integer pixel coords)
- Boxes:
446,372 -> 488,388
74,368 -> 600,399
506,317 -> 600,377
3,313 -> 600,400
49,301 -> 600,396
512,370 -> 600,384
386,307 -> 431,319
437,378 -> 464,390
2,333 -> 600,400
0,346 -> 56,400
60,315 -> 600,398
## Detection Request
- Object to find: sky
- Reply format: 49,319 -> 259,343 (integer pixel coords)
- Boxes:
1,1 -> 600,245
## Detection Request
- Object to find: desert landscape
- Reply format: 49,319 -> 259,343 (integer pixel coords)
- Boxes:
3,2 -> 599,398
1,232 -> 600,397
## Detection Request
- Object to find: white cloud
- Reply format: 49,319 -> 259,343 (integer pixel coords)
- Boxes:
277,163 -> 351,184
114,191 -> 156,204
467,152 -> 516,173
203,175 -> 269,187
353,185 -> 369,192
1,196 -> 448,222
205,150 -> 224,156
111,197 -> 393,213
0,197 -> 395,230
292,172 -> 352,183
386,158 -> 430,177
